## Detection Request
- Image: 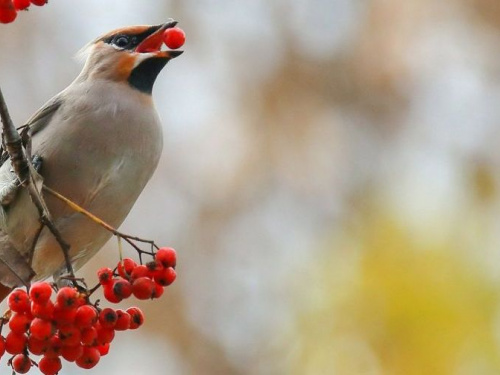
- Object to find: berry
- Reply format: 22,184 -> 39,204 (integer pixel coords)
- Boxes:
58,324 -> 81,346
39,356 -> 62,375
97,343 -> 110,356
76,346 -> 100,369
117,258 -> 137,279
0,336 -> 5,358
8,289 -> 30,313
99,308 -> 118,329
127,307 -> 144,329
8,313 -> 31,334
5,331 -> 27,354
97,267 -> 114,285
162,28 -> 185,50
112,279 -> 132,299
13,0 -> 29,10
155,247 -> 177,268
60,344 -> 83,362
80,327 -> 97,346
154,267 -> 176,286
130,264 -> 149,280
103,282 -> 122,303
29,282 -> 52,305
31,300 -> 55,320
30,0 -> 47,5
44,335 -> 62,359
114,310 -> 131,331
96,325 -> 115,345
56,286 -> 79,309
0,2 -> 17,24
11,353 -> 31,374
75,305 -> 98,329
132,277 -> 155,300
27,336 -> 47,355
152,283 -> 164,299
53,302 -> 77,325
30,318 -> 54,341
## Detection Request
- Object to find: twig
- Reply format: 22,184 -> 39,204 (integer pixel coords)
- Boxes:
0,86 -> 74,279
42,185 -> 159,258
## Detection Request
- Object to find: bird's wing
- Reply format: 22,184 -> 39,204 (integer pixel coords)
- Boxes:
23,96 -> 62,136
0,96 -> 62,167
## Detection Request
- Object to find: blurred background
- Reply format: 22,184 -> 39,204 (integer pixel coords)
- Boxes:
2,0 -> 500,374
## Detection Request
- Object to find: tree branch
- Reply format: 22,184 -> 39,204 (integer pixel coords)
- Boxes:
0,86 -> 75,280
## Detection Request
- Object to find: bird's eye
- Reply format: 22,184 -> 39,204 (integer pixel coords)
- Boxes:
113,35 -> 130,49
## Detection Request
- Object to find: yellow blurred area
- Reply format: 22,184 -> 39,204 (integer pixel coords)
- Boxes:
296,209 -> 500,375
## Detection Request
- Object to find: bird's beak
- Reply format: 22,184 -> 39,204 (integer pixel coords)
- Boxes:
135,21 -> 184,59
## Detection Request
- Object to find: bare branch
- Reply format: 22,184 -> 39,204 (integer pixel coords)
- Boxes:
0,86 -> 75,279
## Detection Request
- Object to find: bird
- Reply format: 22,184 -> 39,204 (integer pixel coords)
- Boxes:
0,21 -> 182,300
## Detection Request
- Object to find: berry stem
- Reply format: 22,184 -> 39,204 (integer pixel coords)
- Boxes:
42,185 -> 159,257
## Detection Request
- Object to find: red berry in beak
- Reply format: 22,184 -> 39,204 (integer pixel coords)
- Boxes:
163,27 -> 186,50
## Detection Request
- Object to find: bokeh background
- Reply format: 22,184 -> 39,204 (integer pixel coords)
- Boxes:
2,0 -> 500,374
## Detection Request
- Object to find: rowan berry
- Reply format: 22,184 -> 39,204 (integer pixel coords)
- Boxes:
97,267 -> 114,285
117,258 -> 137,279
154,267 -> 176,286
13,0 -> 29,10
44,335 -> 62,359
114,309 -> 131,331
96,325 -> 115,345
99,308 -> 118,329
58,324 -> 81,346
74,304 -> 98,329
76,346 -> 100,369
97,343 -> 110,356
56,286 -> 79,309
8,313 -> 31,334
11,353 -> 31,374
80,326 -> 97,346
29,282 -> 52,305
0,2 -> 17,24
152,283 -> 164,299
27,336 -> 47,355
0,335 -> 5,358
112,279 -> 132,299
163,28 -> 185,50
30,318 -> 54,341
103,282 -> 122,303
5,331 -> 27,354
127,307 -> 144,329
130,264 -> 149,280
60,344 -> 83,362
132,277 -> 155,299
31,300 -> 54,320
8,289 -> 30,313
39,355 -> 62,375
30,0 -> 47,5
155,247 -> 177,268
53,302 -> 77,325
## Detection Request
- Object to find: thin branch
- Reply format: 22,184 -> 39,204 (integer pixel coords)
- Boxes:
27,223 -> 44,267
42,185 -> 159,258
0,86 -> 74,279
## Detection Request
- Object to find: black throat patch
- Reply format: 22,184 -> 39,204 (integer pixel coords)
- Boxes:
128,57 -> 169,94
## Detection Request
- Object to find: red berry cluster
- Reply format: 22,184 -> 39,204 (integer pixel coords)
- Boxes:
2,284 -> 144,374
0,0 -> 48,24
162,27 -> 186,50
100,247 -> 177,303
0,247 -> 177,374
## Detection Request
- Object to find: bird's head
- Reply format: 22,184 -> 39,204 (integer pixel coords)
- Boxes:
77,21 -> 183,94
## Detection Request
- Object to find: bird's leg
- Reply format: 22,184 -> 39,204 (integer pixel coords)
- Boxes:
0,155 -> 43,206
